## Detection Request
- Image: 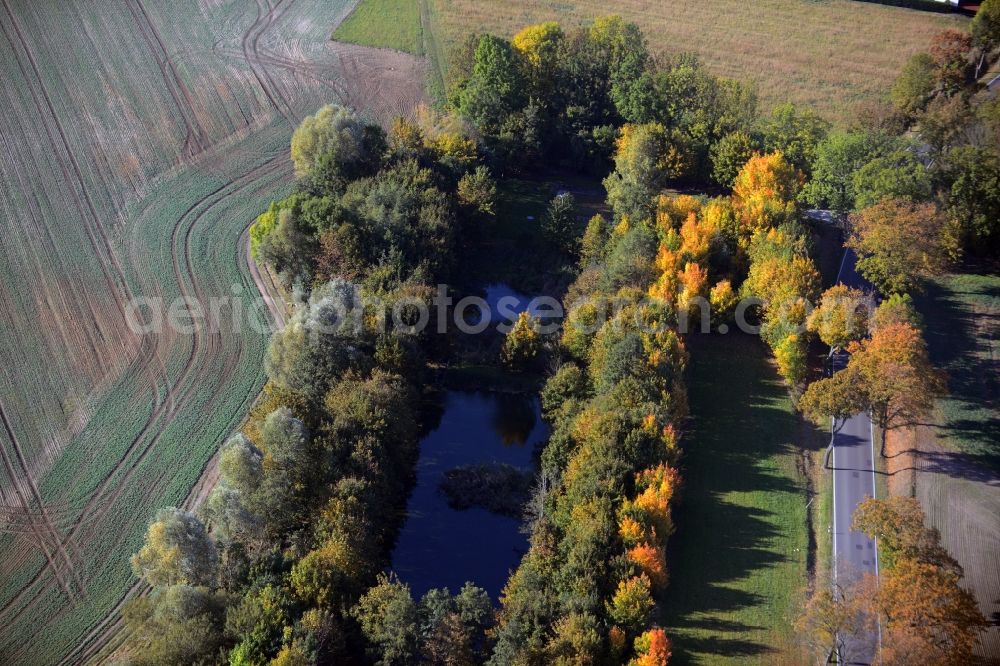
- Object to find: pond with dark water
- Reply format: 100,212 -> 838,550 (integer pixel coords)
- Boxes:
391,390 -> 548,599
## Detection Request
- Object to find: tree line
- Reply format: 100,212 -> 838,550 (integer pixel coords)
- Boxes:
796,497 -> 988,664
123,101 -> 502,664
119,2 -> 1000,662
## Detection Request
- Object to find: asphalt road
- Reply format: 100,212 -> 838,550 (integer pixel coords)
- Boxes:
831,249 -> 880,664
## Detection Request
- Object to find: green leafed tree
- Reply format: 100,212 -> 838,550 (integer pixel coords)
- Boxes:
851,147 -> 932,210
710,130 -> 760,187
456,165 -> 497,220
543,192 -> 579,256
892,53 -> 936,116
847,197 -> 948,295
352,574 -> 422,666
803,130 -> 895,214
589,15 -> 651,124
204,434 -> 265,546
131,507 -> 218,587
226,583 -> 293,664
759,102 -> 830,175
972,0 -> 1000,81
941,145 -> 1000,257
603,123 -> 672,221
123,585 -> 227,666
290,104 -> 382,184
458,35 -> 527,135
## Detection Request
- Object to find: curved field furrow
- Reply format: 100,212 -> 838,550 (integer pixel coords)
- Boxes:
243,0 -> 297,125
0,153 -> 294,648
61,187 -> 292,666
0,156 -> 291,628
0,0 -> 429,661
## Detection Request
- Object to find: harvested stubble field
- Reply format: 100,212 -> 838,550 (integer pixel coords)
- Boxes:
0,1 -> 425,664
423,0 -> 966,123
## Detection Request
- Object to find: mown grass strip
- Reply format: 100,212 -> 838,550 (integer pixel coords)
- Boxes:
333,0 -> 423,55
916,272 -> 1000,470
663,333 -> 808,664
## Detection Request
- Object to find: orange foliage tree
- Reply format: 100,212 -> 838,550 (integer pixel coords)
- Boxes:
627,542 -> 668,590
876,558 -> 988,665
732,151 -> 803,238
632,628 -> 672,666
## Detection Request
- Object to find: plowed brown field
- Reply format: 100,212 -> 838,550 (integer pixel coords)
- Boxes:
0,1 -> 425,663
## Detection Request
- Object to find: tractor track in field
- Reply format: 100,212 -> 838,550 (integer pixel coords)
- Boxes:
58,171 -> 290,666
244,0 -> 298,125
0,0 -> 292,585
0,20 -> 126,386
0,0 -> 297,603
216,45 -> 351,102
0,155 -> 292,634
123,0 -> 209,159
0,0 -> 425,656
0,0 -> 155,599
0,0 -> 298,626
0,0 -> 170,394
0,7 -> 172,560
0,402 -> 80,603
0,145 -> 104,401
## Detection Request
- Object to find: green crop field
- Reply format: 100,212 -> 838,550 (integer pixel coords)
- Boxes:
334,0 -> 424,54
663,333 -> 809,664
0,1 -> 425,663
420,0 -> 964,123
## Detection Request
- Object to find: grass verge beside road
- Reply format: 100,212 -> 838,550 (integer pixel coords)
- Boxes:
916,272 -> 1000,471
663,333 -> 809,664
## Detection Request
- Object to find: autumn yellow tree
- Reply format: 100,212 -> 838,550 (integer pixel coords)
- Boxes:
627,463 -> 681,540
800,322 -> 945,454
847,197 -> 948,295
845,497 -> 989,664
850,322 -> 946,451
607,575 -> 654,635
678,212 -> 714,264
807,285 -> 871,350
732,151 -> 804,239
876,558 -> 987,664
502,312 -> 543,372
654,194 -> 702,233
512,21 -> 564,94
742,228 -> 821,387
852,496 -> 960,573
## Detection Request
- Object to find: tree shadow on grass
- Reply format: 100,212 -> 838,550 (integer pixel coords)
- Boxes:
916,278 -> 1000,471
663,332 -> 803,663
